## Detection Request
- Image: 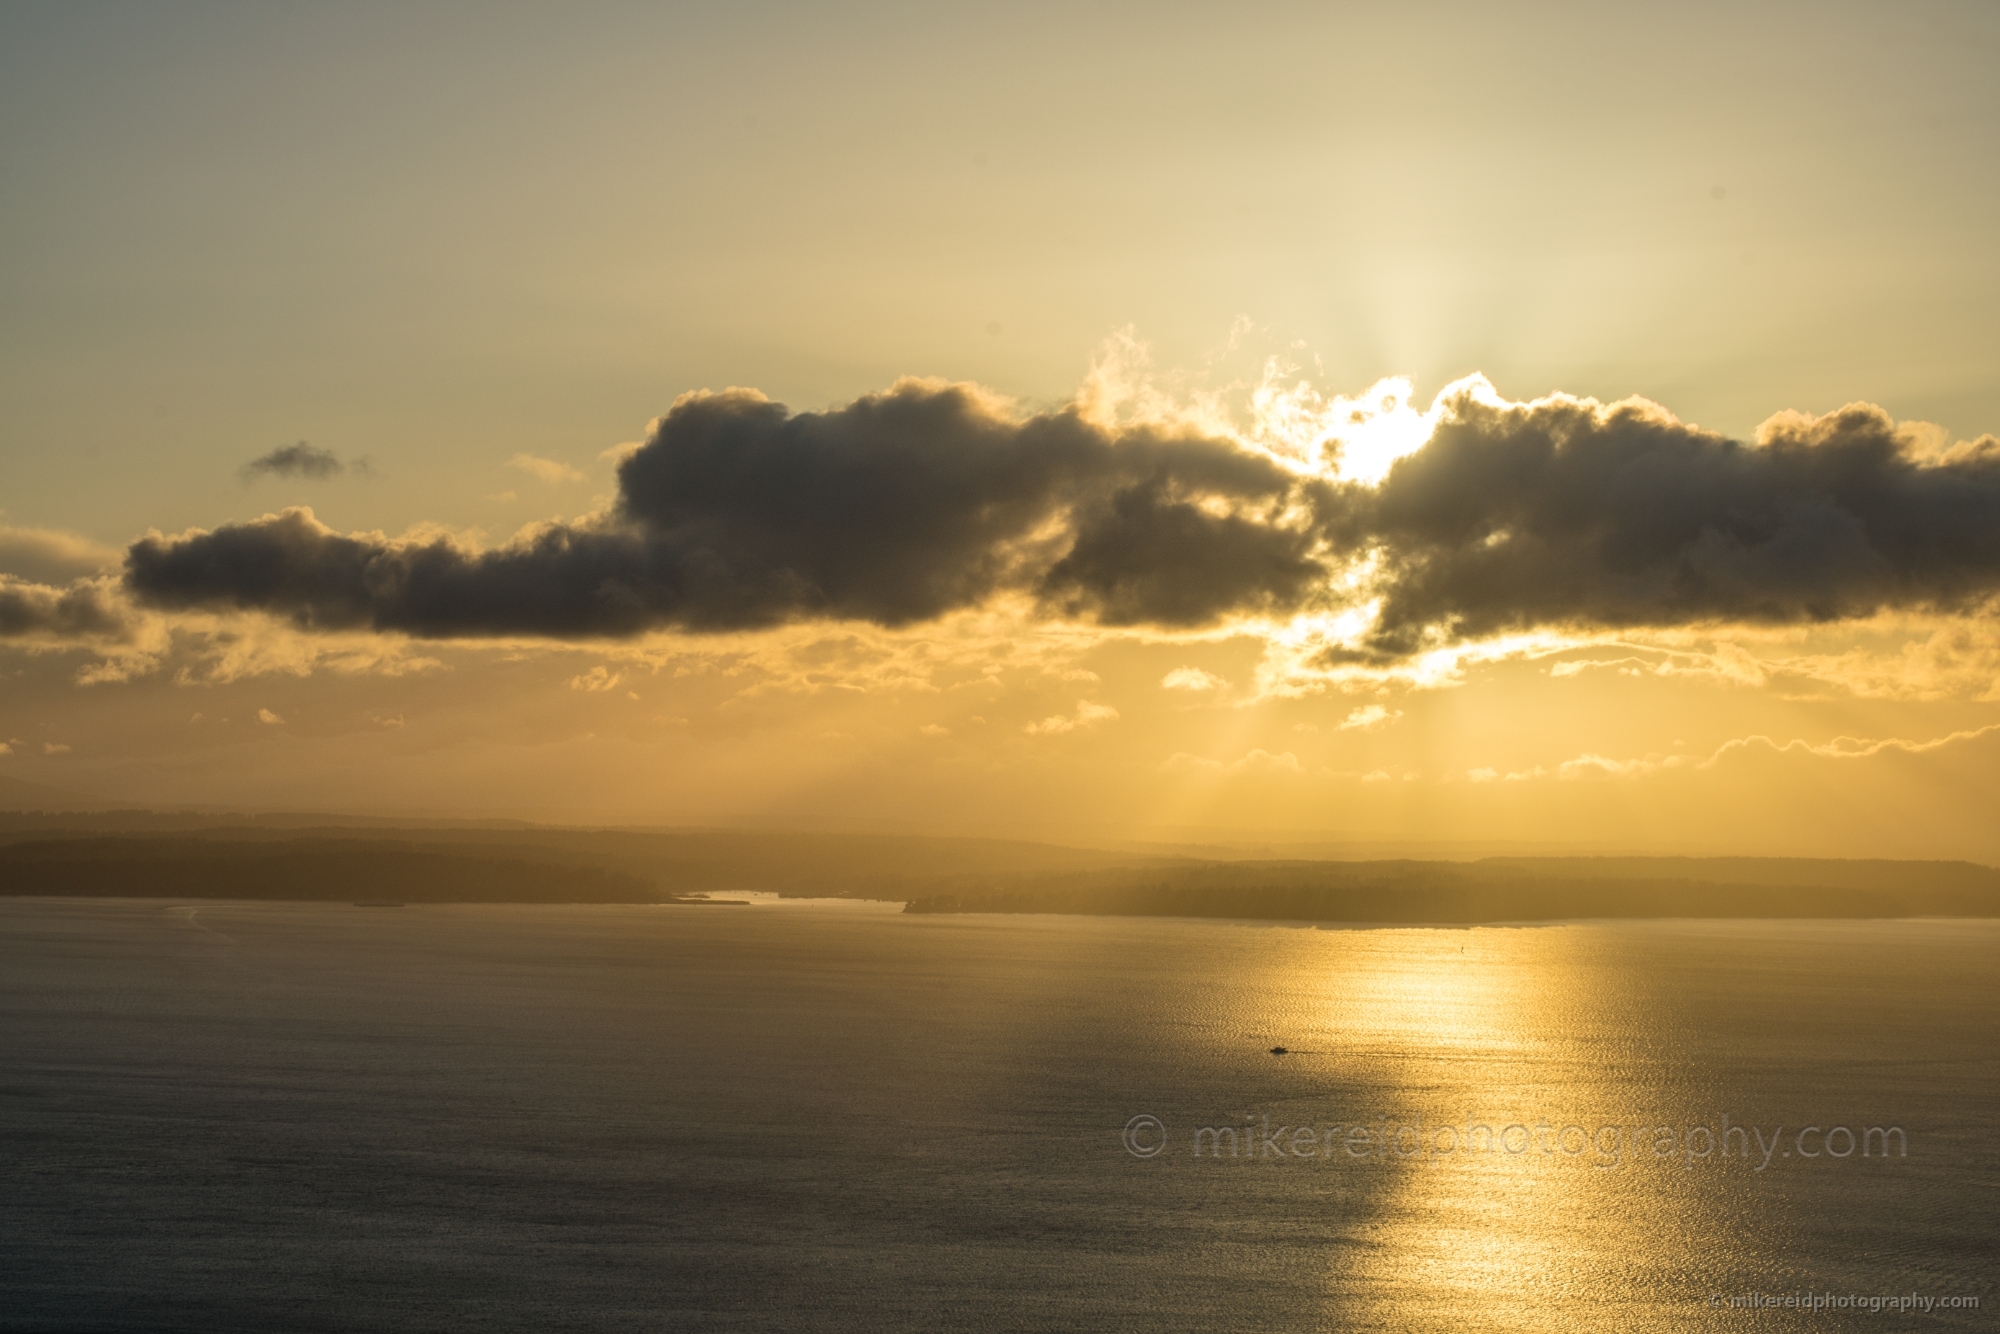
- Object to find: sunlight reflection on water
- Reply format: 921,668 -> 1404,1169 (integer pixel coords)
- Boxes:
0,902 -> 1992,1332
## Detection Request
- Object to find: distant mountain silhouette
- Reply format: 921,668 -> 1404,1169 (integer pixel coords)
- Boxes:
0,837 -> 659,903
902,857 -> 2000,922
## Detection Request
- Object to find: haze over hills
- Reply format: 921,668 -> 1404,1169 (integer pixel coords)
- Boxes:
0,779 -> 1875,864
1,802 -> 1994,921
0,815 -> 1151,905
0,775 -> 135,814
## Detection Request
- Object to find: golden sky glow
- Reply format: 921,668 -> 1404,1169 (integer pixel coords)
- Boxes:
2,2 -> 1997,856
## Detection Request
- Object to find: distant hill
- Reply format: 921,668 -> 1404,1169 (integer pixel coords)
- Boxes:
0,807 -> 532,833
1481,855 -> 2000,892
0,827 -> 1145,903
0,837 -> 660,904
901,856 -> 2000,922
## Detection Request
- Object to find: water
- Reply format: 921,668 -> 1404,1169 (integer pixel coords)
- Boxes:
1,898 -> 1994,1331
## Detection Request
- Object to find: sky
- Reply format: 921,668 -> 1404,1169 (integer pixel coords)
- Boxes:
2,0 -> 1998,854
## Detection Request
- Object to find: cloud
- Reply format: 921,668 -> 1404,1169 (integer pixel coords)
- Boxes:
1227,747 -> 1302,774
569,665 -> 625,692
508,454 -> 586,485
1762,623 -> 2000,701
241,442 -> 347,483
1453,762 -> 1554,781
257,708 -> 284,725
1557,752 -> 1678,780
1037,472 -> 1322,625
1706,721 -> 2000,766
0,576 -> 131,641
0,527 -> 121,583
1025,700 -> 1119,735
1550,720 -> 2000,782
1360,391 -> 2000,653
1548,655 -> 1653,678
1164,747 -> 1304,777
1161,666 -> 1227,691
128,380 -> 1317,639
1338,703 -> 1401,731
0,555 -> 151,687
117,376 -> 2000,656
165,623 -> 445,685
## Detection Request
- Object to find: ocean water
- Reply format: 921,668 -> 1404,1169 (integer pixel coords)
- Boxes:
0,897 -> 1994,1332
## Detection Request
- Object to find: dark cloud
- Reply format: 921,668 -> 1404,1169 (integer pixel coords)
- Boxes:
241,442 -> 346,483
131,381 -> 1312,637
0,577 -> 129,641
123,379 -> 2000,651
611,384 -> 1106,626
1039,475 -> 1323,626
126,510 -> 658,637
1360,394 -> 2000,652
